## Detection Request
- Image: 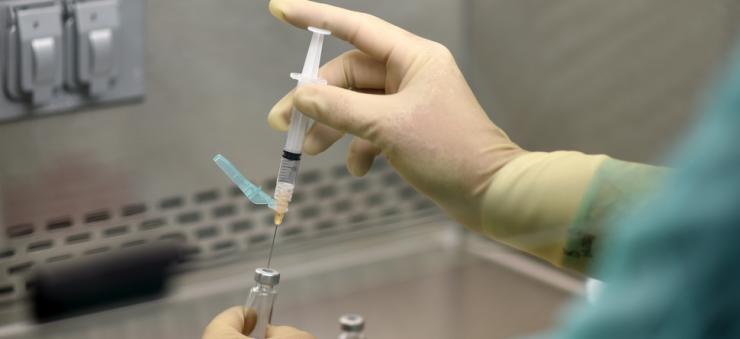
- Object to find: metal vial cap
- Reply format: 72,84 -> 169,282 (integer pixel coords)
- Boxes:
339,314 -> 364,332
254,267 -> 280,286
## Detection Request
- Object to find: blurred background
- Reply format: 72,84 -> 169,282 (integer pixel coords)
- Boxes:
0,0 -> 738,338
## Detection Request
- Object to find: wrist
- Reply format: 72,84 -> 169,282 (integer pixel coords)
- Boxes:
478,151 -> 608,264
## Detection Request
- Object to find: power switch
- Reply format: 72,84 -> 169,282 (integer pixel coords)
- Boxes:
31,37 -> 57,88
70,0 -> 119,96
89,29 -> 113,80
6,2 -> 64,106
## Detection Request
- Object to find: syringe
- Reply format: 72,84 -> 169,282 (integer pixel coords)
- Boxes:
273,26 -> 331,225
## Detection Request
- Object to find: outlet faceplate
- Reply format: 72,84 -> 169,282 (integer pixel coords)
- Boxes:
0,0 -> 144,122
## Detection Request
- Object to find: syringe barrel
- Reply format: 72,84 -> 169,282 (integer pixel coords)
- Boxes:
284,107 -> 313,154
273,155 -> 300,213
276,155 -> 300,185
272,26 -> 331,218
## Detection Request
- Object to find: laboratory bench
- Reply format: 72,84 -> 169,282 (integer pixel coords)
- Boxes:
0,221 -> 583,339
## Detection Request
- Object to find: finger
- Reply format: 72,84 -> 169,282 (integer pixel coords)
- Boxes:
268,90 -> 294,132
244,308 -> 257,334
347,137 -> 381,176
304,122 -> 344,155
268,50 -> 386,133
267,325 -> 316,339
268,96 -> 346,154
269,0 -> 416,63
202,306 -> 250,339
293,84 -> 390,141
321,50 -> 386,90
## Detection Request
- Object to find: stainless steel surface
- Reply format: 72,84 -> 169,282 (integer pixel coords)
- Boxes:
0,0 -> 464,220
0,223 -> 581,339
0,0 -> 468,329
0,153 -> 442,303
468,0 -> 740,163
0,0 -> 462,299
0,0 -> 737,337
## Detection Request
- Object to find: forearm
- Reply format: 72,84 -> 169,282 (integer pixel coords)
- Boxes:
480,151 -> 665,275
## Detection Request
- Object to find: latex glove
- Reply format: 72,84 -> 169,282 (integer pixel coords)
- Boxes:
266,0 -> 665,275
267,0 -> 525,229
202,306 -> 315,339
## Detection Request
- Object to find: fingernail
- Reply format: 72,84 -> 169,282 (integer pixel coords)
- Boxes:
268,0 -> 288,23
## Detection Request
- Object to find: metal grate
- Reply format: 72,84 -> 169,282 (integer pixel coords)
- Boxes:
0,160 -> 442,303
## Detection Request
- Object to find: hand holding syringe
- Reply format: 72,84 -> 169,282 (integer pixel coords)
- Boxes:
273,26 -> 331,225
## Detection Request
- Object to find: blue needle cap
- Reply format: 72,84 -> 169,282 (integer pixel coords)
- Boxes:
213,154 -> 278,211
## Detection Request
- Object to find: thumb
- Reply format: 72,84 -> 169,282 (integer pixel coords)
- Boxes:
294,84 -> 389,141
202,306 -> 253,339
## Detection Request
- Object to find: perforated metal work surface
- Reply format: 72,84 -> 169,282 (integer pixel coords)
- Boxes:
0,226 -> 579,339
0,159 -> 441,303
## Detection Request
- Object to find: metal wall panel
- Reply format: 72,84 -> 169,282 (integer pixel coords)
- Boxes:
0,0 -> 467,315
467,0 -> 740,163
3,0 -> 735,336
0,0 -> 464,227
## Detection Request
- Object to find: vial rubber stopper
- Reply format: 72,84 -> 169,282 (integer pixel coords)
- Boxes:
339,314 -> 365,332
254,267 -> 280,286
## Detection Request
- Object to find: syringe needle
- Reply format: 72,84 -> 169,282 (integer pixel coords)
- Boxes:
266,225 -> 279,268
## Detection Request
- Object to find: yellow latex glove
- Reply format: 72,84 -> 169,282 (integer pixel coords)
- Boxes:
267,0 -> 525,228
267,0 -> 665,275
202,306 -> 315,339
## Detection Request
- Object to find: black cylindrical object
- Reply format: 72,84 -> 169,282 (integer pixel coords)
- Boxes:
32,241 -> 184,322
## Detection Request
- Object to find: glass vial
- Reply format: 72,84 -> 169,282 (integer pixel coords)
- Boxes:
245,267 -> 280,339
338,314 -> 365,339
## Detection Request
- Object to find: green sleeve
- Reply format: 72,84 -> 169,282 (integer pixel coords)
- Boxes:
561,158 -> 665,275
482,152 -> 666,276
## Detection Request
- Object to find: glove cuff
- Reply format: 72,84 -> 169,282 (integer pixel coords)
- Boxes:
480,151 -> 607,270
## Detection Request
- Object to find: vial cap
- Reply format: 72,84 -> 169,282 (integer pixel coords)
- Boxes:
339,314 -> 364,332
254,267 -> 280,286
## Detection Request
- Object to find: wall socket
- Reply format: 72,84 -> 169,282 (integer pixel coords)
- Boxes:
0,0 -> 145,122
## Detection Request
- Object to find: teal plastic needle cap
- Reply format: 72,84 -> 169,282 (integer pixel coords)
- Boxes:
213,154 -> 278,211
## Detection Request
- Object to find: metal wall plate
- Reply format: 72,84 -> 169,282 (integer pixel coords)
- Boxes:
0,0 -> 144,122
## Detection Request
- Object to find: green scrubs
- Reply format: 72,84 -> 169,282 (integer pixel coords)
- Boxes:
551,46 -> 740,338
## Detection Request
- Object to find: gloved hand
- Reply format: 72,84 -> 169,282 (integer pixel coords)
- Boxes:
266,0 -> 665,275
267,0 -> 525,229
202,306 -> 315,339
